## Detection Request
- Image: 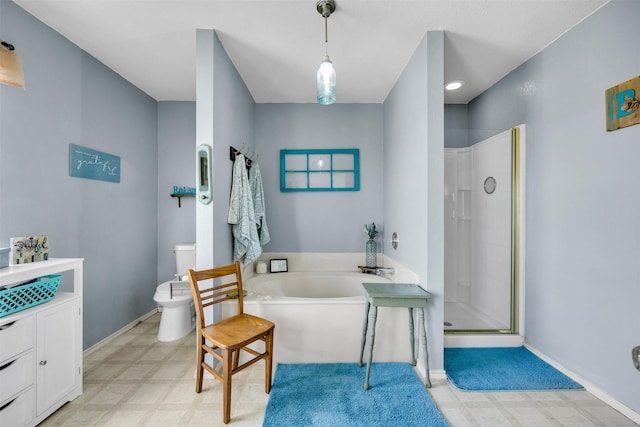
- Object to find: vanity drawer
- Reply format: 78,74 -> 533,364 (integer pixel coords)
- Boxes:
0,352 -> 34,404
0,316 -> 34,363
0,387 -> 34,427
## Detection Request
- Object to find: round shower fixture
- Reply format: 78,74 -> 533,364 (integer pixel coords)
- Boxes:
484,176 -> 497,194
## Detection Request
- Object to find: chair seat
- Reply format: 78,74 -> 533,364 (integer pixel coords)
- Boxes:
202,313 -> 275,350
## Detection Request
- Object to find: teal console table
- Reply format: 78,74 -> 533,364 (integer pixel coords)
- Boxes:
358,282 -> 432,390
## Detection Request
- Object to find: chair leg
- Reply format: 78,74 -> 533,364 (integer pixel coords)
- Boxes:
222,349 -> 233,424
232,349 -> 239,370
265,331 -> 274,394
195,334 -> 204,393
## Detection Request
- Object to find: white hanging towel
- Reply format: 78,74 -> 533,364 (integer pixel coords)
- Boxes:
249,163 -> 270,246
228,154 -> 261,265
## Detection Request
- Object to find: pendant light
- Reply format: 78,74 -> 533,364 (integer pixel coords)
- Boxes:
0,40 -> 25,88
316,0 -> 336,105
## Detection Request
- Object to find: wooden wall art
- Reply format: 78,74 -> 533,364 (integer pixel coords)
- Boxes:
606,75 -> 640,131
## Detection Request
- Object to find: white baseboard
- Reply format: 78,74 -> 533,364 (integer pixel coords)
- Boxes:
525,344 -> 640,425
83,309 -> 159,357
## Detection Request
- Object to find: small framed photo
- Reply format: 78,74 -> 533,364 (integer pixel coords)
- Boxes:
270,258 -> 288,273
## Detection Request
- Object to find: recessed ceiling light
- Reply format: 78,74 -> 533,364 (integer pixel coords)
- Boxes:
445,80 -> 464,91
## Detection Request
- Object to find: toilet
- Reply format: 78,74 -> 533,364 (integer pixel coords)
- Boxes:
153,243 -> 196,342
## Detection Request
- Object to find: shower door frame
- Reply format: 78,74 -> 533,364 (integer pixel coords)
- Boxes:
445,126 -> 523,336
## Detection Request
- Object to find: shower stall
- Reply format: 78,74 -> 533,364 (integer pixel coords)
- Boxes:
444,126 -> 525,345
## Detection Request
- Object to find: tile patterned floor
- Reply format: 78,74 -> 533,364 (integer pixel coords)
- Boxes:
40,313 -> 638,426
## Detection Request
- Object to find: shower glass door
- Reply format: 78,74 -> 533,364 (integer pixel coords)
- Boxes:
444,127 -> 521,333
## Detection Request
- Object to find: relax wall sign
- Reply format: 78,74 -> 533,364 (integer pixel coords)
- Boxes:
606,75 -> 640,131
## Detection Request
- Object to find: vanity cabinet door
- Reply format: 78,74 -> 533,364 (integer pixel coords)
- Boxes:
35,298 -> 81,416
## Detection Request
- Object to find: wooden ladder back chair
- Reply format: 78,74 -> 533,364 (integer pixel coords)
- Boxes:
187,261 -> 275,424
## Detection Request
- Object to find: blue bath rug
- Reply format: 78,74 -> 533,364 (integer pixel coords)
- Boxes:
444,346 -> 583,391
263,362 -> 449,427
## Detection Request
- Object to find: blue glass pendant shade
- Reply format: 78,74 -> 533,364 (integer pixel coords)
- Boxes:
317,57 -> 336,105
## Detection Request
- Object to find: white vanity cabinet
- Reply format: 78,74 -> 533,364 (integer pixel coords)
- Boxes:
0,259 -> 83,427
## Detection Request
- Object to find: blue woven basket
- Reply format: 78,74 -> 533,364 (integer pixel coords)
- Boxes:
0,274 -> 62,318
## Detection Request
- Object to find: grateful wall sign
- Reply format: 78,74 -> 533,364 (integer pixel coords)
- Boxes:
69,144 -> 120,183
606,75 -> 640,131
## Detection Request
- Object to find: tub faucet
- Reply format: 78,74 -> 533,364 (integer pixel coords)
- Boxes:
376,267 -> 395,276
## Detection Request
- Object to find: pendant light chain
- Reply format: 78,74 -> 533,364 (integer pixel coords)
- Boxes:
324,16 -> 329,57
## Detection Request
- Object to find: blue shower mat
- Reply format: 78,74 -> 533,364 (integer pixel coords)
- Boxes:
444,346 -> 583,391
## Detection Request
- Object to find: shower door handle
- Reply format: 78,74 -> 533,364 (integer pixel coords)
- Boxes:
633,346 -> 640,372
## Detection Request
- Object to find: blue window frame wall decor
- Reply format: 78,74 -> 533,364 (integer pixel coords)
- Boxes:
280,149 -> 360,192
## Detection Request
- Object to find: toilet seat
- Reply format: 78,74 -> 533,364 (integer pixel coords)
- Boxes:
154,280 -> 192,301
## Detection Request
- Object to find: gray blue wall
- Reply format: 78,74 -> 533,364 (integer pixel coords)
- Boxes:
212,31 -> 256,268
255,104 -> 384,253
157,102 -> 196,282
467,0 -> 640,414
444,104 -> 469,148
0,0 -> 159,349
383,31 -> 445,370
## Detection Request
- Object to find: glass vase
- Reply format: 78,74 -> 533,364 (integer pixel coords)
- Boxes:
366,239 -> 377,268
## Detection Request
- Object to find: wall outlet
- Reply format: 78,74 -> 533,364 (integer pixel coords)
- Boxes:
633,346 -> 640,372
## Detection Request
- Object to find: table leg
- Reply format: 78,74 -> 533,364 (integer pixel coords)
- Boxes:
419,307 -> 432,388
359,301 -> 371,367
408,307 -> 416,366
364,305 -> 378,390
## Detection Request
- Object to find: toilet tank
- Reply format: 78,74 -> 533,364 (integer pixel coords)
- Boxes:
174,243 -> 196,275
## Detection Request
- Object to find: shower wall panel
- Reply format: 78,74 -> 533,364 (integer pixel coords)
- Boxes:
444,148 -> 472,305
444,150 -> 457,303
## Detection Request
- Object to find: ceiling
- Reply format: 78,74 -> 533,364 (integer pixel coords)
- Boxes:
13,0 -> 608,104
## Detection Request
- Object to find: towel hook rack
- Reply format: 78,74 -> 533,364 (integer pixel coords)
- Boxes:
230,146 -> 256,169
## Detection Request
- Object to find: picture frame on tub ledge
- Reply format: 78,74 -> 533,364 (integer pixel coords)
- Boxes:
270,259 -> 288,273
